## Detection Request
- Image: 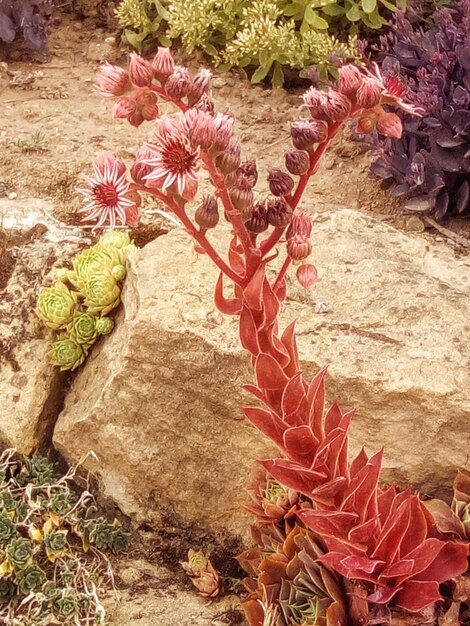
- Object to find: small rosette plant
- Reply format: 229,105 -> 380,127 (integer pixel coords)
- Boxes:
36,231 -> 135,370
82,47 -> 469,625
0,449 -> 129,625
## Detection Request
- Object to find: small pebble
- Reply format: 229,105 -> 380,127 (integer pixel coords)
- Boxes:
8,192 -> 17,200
405,216 -> 425,233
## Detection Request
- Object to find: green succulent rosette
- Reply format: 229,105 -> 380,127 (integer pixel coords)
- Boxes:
0,579 -> 15,604
95,316 -> 115,335
15,564 -> 46,595
0,512 -> 17,546
42,580 -> 60,600
112,264 -> 127,281
36,282 -> 78,330
67,312 -> 99,346
99,230 -> 131,250
82,267 -> 121,316
69,244 -> 124,290
49,492 -> 75,516
49,337 -> 87,371
5,537 -> 34,569
110,529 -> 130,553
54,594 -> 78,617
44,530 -> 68,562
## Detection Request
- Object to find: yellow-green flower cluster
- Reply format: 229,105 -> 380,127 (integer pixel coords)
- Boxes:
36,231 -> 136,371
115,0 -> 363,85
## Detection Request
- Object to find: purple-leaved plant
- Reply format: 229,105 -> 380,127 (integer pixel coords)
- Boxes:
0,0 -> 53,62
369,0 -> 470,219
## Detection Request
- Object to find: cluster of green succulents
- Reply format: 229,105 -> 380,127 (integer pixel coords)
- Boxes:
36,231 -> 137,371
115,0 -> 362,85
0,449 -> 129,625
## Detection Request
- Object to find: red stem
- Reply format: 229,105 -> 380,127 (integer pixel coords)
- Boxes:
136,184 -> 243,286
273,256 -> 291,294
148,84 -> 188,112
202,155 -> 254,256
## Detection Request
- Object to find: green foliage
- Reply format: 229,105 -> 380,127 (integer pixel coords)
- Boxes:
115,0 -> 406,85
36,231 -> 136,371
116,0 -> 172,50
0,449 -> 129,625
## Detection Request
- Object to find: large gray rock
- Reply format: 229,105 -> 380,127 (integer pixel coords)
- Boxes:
53,209 -> 470,537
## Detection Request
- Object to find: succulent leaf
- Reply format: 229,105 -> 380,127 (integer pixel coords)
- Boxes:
36,282 -> 78,330
49,337 -> 87,371
67,312 -> 99,346
82,267 -> 122,315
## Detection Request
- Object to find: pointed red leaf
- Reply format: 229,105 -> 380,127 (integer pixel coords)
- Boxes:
394,580 -> 441,612
307,368 -> 327,440
229,237 -> 246,274
239,306 -> 260,356
282,425 -> 317,465
243,406 -> 285,447
371,497 -> 412,562
260,278 -> 280,329
299,509 -> 358,538
242,384 -> 269,406
255,353 -> 290,390
214,272 -> 242,315
274,277 -> 287,302
261,459 -> 327,496
280,322 -> 299,371
243,265 -> 265,311
324,400 -> 344,433
341,449 -> 383,521
415,540 -> 470,583
281,374 -> 308,423
258,325 -> 290,369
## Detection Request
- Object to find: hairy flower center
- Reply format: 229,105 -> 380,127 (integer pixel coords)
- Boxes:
94,184 -> 119,208
163,140 -> 197,174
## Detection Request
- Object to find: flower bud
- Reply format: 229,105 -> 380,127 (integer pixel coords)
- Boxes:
165,66 -> 190,100
195,195 -> 219,230
95,152 -> 127,179
267,169 -> 295,197
356,110 -> 379,135
128,111 -> 145,128
303,87 -> 351,122
212,113 -> 234,152
141,103 -> 159,121
290,119 -> 328,150
287,211 -> 312,239
151,47 -> 174,82
96,62 -> 131,97
266,197 -> 292,228
338,64 -> 363,97
131,145 -> 156,184
183,109 -> 216,151
245,202 -> 269,234
229,179 -> 254,217
215,140 -> 241,175
356,77 -> 382,109
297,263 -> 318,289
287,236 -> 312,261
128,52 -> 154,88
112,96 -> 136,119
285,150 -> 309,176
188,68 -> 212,106
377,111 -> 403,138
195,94 -> 215,115
323,88 -> 351,121
237,160 -> 258,187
